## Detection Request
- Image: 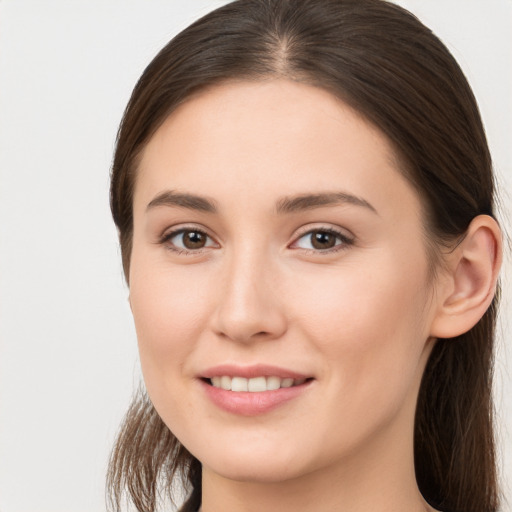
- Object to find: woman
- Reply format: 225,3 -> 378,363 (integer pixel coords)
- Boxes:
107,1 -> 503,511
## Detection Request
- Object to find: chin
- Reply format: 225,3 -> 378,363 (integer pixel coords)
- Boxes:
185,433 -> 315,483
205,455 -> 309,484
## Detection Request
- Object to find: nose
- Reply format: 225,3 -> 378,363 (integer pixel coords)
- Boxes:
210,248 -> 288,344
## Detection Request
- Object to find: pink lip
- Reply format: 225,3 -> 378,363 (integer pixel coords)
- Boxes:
199,364 -> 314,416
200,364 -> 310,380
200,380 -> 313,416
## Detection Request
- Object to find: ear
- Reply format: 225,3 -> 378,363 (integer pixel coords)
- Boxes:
430,215 -> 502,338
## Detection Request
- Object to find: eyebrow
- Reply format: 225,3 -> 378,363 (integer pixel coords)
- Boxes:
147,190 -> 217,213
275,191 -> 378,215
146,190 -> 378,215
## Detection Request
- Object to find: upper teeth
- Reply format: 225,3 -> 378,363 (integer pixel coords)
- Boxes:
210,376 -> 306,392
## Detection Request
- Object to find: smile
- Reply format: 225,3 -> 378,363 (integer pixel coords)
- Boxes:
209,376 -> 307,392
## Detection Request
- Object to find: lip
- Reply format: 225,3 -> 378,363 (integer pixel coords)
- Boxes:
200,364 -> 311,380
199,364 -> 314,416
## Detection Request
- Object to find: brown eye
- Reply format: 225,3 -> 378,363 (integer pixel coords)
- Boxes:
163,228 -> 216,253
182,230 -> 207,249
293,227 -> 353,253
311,230 -> 337,249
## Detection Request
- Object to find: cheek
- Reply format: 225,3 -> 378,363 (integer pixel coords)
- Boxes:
291,253 -> 431,390
129,252 -> 214,384
297,259 -> 426,336
285,256 -> 432,455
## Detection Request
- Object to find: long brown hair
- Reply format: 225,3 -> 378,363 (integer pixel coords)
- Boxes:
108,1 -> 500,511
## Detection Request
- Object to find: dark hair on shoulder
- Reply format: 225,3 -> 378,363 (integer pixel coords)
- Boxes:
108,1 -> 500,511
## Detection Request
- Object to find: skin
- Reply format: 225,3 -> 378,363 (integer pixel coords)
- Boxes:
128,79 -> 500,512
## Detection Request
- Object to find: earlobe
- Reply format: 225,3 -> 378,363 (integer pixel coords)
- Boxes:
430,215 -> 502,339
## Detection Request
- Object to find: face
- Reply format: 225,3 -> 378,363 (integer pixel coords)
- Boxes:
129,79 -> 439,483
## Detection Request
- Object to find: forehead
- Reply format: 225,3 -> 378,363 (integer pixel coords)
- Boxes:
135,79 -> 421,221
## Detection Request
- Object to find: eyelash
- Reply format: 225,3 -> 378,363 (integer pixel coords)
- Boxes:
159,225 -> 354,256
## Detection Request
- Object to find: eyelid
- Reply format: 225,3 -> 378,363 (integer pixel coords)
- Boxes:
292,223 -> 354,240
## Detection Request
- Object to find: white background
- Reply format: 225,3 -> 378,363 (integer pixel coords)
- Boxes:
0,1 -> 510,511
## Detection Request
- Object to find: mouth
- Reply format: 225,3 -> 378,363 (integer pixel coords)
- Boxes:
199,368 -> 314,416
199,364 -> 314,414
204,375 -> 312,392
